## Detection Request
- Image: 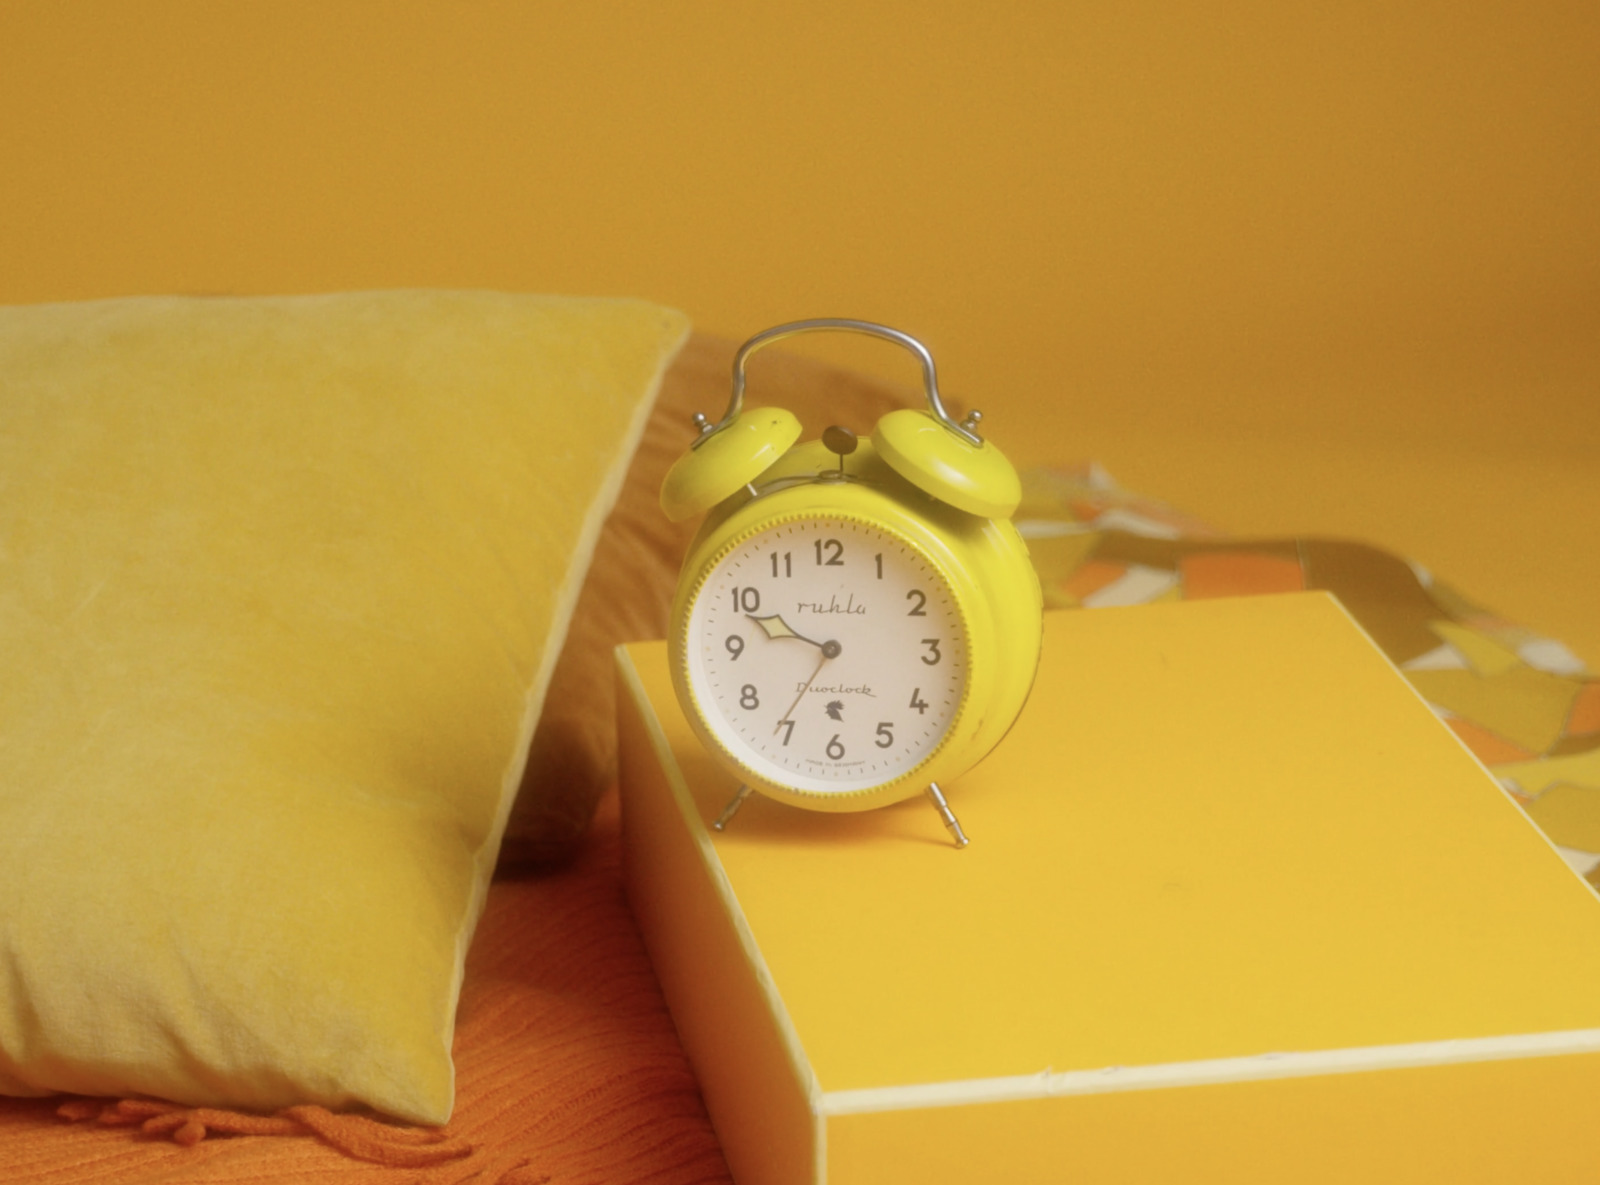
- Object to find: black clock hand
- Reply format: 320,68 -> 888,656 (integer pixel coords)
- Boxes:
748,614 -> 842,658
748,613 -> 822,647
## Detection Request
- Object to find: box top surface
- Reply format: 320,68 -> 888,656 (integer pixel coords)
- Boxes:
622,594 -> 1600,1097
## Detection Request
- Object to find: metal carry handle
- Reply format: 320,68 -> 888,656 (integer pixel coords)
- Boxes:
692,318 -> 983,448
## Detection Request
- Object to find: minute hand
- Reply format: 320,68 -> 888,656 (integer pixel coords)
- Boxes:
776,651 -> 829,735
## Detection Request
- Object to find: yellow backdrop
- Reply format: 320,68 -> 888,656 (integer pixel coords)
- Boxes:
2,1 -> 1595,660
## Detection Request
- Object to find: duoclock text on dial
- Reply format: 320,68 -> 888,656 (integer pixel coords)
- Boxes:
660,320 -> 1043,847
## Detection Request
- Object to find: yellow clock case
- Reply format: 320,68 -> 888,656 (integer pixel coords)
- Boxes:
659,320 -> 1043,828
668,437 -> 1041,813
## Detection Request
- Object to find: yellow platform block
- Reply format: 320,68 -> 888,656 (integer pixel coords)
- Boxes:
617,595 -> 1600,1184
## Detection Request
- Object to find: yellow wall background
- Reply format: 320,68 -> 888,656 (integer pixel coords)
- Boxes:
3,2 -> 1596,660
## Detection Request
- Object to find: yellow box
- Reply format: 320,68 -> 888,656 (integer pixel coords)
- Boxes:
618,595 -> 1600,1184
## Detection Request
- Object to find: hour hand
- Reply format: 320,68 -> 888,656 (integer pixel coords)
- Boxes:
747,614 -> 841,658
748,613 -> 812,643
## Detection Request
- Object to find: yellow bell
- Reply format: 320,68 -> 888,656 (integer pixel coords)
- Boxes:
871,406 -> 1022,519
659,406 -> 802,523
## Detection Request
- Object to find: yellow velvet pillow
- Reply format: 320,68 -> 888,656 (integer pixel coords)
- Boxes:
0,291 -> 688,1123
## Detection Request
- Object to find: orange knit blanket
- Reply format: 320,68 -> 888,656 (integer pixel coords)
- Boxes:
1,790 -> 731,1184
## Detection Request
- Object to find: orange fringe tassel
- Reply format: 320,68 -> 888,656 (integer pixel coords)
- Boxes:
56,1098 -> 547,1181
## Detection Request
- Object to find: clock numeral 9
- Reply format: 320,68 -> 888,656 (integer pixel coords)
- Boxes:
732,586 -> 760,613
826,735 -> 846,760
920,638 -> 942,665
740,684 -> 760,709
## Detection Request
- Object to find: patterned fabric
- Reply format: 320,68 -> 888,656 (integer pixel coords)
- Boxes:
1019,464 -> 1600,887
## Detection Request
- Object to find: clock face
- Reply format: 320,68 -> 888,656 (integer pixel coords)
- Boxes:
682,514 -> 969,798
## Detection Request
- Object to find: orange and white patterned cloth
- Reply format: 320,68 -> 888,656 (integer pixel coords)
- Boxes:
1018,464 -> 1600,888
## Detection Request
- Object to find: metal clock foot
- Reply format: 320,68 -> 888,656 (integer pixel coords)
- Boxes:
925,782 -> 970,848
712,784 -> 754,832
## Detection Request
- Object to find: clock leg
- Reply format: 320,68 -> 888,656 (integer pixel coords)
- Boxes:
925,782 -> 970,849
712,784 -> 754,832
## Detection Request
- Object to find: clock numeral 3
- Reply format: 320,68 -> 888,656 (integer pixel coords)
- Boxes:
920,638 -> 942,665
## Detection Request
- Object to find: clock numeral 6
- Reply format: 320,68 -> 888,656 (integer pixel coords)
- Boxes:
875,722 -> 894,748
740,684 -> 760,709
920,638 -> 942,665
826,735 -> 846,760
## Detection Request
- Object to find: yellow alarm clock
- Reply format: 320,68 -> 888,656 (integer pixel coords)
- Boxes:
661,319 -> 1043,847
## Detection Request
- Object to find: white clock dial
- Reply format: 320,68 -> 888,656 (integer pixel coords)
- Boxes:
683,514 -> 969,797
